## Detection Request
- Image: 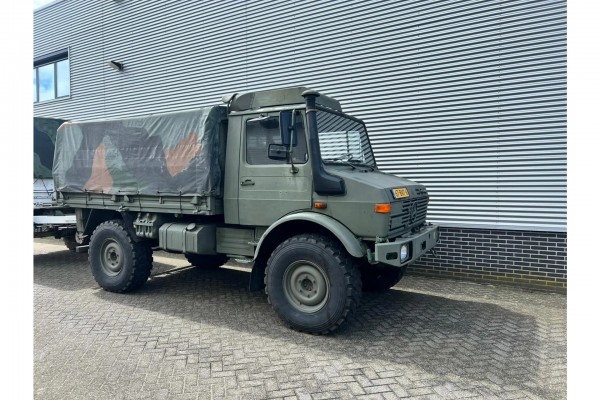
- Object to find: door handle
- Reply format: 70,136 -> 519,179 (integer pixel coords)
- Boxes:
241,179 -> 255,186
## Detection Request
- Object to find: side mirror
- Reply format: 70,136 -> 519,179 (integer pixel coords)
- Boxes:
268,143 -> 289,161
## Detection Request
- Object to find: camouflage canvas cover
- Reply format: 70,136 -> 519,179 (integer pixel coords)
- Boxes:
35,117 -> 66,179
53,106 -> 226,197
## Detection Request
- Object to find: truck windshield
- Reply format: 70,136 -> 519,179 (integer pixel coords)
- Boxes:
316,109 -> 376,168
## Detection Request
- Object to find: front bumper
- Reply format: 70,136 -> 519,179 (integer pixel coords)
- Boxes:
373,224 -> 440,267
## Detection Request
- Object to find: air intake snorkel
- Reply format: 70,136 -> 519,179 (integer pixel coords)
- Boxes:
302,89 -> 346,196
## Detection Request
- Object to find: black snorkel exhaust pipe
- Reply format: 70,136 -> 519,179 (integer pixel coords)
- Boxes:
302,89 -> 346,196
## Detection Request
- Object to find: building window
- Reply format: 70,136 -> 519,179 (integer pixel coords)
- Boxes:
34,49 -> 70,102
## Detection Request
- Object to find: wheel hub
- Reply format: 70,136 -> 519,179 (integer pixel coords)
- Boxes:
283,261 -> 330,313
101,239 -> 123,276
300,278 -> 313,292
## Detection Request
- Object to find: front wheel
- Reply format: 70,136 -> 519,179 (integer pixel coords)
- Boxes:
89,220 -> 153,293
265,234 -> 361,334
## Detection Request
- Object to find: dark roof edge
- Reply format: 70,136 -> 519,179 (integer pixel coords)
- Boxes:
227,86 -> 342,113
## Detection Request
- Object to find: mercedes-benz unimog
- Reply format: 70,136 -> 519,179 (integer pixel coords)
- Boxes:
53,87 -> 440,334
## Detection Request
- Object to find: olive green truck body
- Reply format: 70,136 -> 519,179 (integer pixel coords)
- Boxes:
54,87 -> 440,334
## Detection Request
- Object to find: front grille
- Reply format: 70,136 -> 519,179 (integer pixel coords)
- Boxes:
389,195 -> 429,237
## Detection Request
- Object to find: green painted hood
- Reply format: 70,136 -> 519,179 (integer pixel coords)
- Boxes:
331,167 -> 421,192
315,166 -> 428,239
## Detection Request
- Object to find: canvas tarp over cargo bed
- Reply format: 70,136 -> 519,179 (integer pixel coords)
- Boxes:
35,117 -> 66,179
53,106 -> 226,197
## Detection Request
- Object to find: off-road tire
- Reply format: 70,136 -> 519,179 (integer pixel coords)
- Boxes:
265,233 -> 362,334
185,253 -> 228,269
63,234 -> 89,253
360,264 -> 405,292
89,220 -> 153,293
63,236 -> 78,252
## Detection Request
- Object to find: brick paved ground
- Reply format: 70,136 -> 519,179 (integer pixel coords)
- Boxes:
34,238 -> 566,400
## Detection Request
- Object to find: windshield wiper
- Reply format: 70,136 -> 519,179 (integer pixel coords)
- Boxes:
345,157 -> 376,171
322,157 -> 376,171
323,158 -> 356,170
326,155 -> 375,170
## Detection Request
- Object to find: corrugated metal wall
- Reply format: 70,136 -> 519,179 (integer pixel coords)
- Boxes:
34,0 -> 566,232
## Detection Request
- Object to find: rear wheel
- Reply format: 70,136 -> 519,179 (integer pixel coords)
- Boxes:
89,220 -> 153,292
265,233 -> 361,334
63,233 -> 89,253
360,264 -> 405,292
185,253 -> 227,269
63,236 -> 77,252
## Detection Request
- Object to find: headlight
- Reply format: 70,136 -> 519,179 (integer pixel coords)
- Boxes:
400,244 -> 409,261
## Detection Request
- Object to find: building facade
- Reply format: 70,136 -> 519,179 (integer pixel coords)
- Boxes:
34,0 -> 566,290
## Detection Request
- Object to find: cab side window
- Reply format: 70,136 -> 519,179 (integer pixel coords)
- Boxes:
245,113 -> 308,165
246,116 -> 283,165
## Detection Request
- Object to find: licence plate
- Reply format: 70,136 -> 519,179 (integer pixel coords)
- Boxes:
391,187 -> 410,199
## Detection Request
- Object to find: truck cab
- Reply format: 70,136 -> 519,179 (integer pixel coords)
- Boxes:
223,88 -> 438,269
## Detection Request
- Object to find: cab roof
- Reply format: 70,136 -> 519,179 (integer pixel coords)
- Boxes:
224,86 -> 342,113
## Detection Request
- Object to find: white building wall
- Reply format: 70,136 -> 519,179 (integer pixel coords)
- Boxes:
34,0 -> 566,232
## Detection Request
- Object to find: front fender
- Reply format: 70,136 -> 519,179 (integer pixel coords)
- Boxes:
254,212 -> 365,259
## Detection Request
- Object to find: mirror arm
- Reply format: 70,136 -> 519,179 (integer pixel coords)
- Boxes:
289,110 -> 298,174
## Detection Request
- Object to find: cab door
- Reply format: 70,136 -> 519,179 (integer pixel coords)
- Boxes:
237,110 -> 312,226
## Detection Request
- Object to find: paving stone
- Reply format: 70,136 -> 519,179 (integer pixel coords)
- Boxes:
34,238 -> 566,399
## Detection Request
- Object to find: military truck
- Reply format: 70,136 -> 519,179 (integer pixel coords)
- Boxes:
53,87 -> 440,334
34,117 -> 79,250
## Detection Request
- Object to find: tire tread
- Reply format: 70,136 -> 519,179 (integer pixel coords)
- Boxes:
265,233 -> 361,335
89,220 -> 153,293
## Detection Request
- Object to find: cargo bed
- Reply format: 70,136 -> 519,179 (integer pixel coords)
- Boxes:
54,106 -> 227,216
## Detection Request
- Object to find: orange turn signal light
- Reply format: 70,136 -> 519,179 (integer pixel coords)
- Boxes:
313,201 -> 328,209
374,203 -> 391,213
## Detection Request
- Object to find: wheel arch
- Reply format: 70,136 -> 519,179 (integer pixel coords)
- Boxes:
79,209 -> 122,237
79,209 -> 143,242
248,212 -> 365,291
